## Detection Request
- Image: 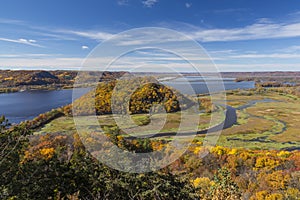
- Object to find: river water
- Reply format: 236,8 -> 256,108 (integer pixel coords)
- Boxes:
0,88 -> 90,124
162,76 -> 255,95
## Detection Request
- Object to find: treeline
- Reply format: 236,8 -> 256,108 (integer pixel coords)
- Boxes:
268,86 -> 300,98
255,81 -> 295,88
226,86 -> 300,99
24,108 -> 67,129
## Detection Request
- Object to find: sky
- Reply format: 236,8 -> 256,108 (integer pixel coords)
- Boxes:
1,0 -> 300,72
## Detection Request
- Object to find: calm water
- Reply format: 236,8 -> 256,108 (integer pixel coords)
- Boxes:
0,88 -> 90,124
0,77 -> 254,124
162,76 -> 255,95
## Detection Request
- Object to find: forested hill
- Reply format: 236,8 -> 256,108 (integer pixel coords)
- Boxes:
73,76 -> 195,115
0,70 -> 127,92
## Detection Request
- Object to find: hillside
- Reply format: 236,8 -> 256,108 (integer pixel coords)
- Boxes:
73,76 -> 195,115
0,70 -> 127,92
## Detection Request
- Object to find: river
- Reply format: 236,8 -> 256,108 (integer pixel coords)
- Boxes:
162,76 -> 255,95
0,88 -> 90,124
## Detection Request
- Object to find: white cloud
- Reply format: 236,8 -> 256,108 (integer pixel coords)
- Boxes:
208,49 -> 237,55
0,37 -> 42,47
230,53 -> 300,59
42,19 -> 300,45
18,38 -> 28,43
117,0 -> 129,6
185,3 -> 192,8
211,8 -> 248,14
0,57 -> 84,69
207,49 -> 300,60
280,45 -> 300,53
189,21 -> 300,42
0,18 -> 23,25
0,53 -> 61,58
82,45 -> 89,50
111,28 -> 190,46
216,63 -> 300,72
142,0 -> 158,8
70,20 -> 300,46
58,30 -> 114,41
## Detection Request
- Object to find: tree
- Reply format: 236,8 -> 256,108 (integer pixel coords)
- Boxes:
0,118 -> 31,199
210,168 -> 241,200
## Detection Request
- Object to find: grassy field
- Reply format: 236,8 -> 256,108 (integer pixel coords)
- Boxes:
36,89 -> 300,150
36,107 -> 225,137
194,90 -> 300,150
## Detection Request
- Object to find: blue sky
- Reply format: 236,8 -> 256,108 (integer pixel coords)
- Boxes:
1,0 -> 300,71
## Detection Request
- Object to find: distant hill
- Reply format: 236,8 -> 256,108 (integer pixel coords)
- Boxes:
0,70 -> 128,92
221,71 -> 300,85
0,70 -> 76,87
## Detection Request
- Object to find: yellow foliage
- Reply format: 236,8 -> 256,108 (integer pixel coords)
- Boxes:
193,146 -> 203,155
255,157 -> 279,169
40,147 -> 55,160
117,135 -> 123,141
4,77 -> 13,81
286,188 -> 300,199
228,148 -> 238,155
251,190 -> 268,200
151,141 -> 164,151
266,171 -> 290,190
193,177 -> 212,188
240,151 -> 251,161
251,191 -> 283,200
277,151 -> 291,158
211,146 -> 229,156
265,193 -> 283,200
192,177 -> 214,199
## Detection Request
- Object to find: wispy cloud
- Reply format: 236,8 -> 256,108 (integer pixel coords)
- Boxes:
185,3 -> 192,8
208,49 -> 237,55
0,57 -> 84,69
211,8 -> 248,14
0,53 -> 61,58
189,21 -> 300,42
216,63 -> 300,72
57,20 -> 300,46
280,45 -> 300,53
57,30 -> 114,41
142,0 -> 158,8
230,53 -> 300,59
0,18 -> 23,25
288,11 -> 300,17
81,45 -> 89,50
98,19 -> 300,45
117,0 -> 129,6
0,37 -> 43,47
